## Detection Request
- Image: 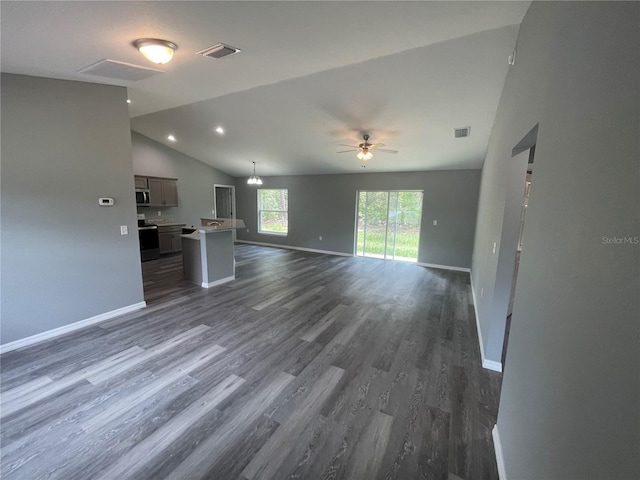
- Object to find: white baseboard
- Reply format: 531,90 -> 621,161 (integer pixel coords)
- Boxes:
483,358 -> 503,372
0,301 -> 147,354
470,275 -> 503,373
417,262 -> 471,273
492,424 -> 507,480
235,240 -> 352,257
201,275 -> 235,288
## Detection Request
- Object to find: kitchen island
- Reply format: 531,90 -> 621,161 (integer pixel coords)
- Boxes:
181,219 -> 245,288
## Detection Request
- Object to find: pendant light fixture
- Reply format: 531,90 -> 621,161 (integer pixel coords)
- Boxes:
133,38 -> 178,65
247,162 -> 263,185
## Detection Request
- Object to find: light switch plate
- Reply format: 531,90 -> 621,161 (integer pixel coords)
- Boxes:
120,225 -> 128,235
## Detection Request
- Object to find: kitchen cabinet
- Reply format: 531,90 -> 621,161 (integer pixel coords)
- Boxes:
134,176 -> 148,189
146,177 -> 178,207
158,224 -> 185,254
162,179 -> 178,206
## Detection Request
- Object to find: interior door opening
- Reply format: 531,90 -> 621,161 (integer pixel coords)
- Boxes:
214,184 -> 236,239
355,190 -> 423,262
503,157 -> 534,367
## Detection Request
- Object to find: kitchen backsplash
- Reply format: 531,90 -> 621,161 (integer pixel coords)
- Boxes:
137,207 -> 178,223
136,207 -> 200,229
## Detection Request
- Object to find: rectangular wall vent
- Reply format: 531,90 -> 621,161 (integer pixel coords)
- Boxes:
196,43 -> 241,59
454,127 -> 471,138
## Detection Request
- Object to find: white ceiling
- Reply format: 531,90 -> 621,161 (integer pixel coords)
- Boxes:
1,1 -> 530,176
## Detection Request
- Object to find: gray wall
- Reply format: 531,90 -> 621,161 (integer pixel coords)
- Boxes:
236,170 -> 480,268
1,74 -> 145,344
131,132 -> 235,227
471,2 -> 639,478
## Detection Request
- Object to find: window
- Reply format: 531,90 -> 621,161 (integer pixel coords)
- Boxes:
258,189 -> 288,235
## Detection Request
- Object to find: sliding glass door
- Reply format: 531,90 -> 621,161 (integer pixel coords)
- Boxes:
356,190 -> 423,262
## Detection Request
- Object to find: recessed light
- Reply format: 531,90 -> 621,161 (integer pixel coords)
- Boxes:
215,126 -> 224,134
167,135 -> 176,142
126,99 -> 132,104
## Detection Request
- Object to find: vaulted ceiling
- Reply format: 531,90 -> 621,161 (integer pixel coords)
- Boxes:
1,1 -> 530,176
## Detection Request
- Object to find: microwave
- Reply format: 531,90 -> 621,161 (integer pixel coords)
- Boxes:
136,189 -> 150,205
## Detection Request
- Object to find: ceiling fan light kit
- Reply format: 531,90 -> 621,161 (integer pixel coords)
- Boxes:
357,149 -> 373,161
133,38 -> 178,65
338,134 -> 398,163
247,161 -> 263,185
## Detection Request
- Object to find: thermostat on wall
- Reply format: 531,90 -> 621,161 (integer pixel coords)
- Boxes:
99,197 -> 114,206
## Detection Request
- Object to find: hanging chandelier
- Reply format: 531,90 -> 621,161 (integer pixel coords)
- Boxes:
247,162 -> 263,185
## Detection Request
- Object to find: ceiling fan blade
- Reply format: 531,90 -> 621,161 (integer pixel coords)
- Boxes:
370,143 -> 385,148
339,144 -> 360,148
337,149 -> 358,153
375,148 -> 399,154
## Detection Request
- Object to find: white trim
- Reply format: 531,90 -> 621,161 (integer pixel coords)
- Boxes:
483,358 -> 503,372
235,240 -> 352,257
0,302 -> 147,354
417,262 -> 471,273
493,424 -> 507,480
201,275 -> 235,288
470,275 -> 503,373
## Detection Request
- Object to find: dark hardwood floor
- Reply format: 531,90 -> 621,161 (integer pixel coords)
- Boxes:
1,244 -> 502,480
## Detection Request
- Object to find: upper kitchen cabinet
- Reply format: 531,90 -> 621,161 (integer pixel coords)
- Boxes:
134,176 -> 148,189
162,179 -> 178,206
147,177 -> 178,207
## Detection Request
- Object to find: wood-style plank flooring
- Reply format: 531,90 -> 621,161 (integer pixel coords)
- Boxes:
1,244 -> 502,479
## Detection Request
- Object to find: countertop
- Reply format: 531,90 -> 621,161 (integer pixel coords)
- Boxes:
181,227 -> 237,240
200,218 -> 246,229
154,222 -> 186,227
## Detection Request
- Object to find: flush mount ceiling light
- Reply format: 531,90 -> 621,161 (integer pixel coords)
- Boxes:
215,126 -> 224,134
167,134 -> 176,142
133,38 -> 178,65
247,162 -> 263,185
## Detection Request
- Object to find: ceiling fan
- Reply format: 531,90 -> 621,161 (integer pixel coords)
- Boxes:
337,134 -> 399,161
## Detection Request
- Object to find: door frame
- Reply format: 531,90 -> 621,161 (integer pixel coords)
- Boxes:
213,184 -> 236,239
213,184 -> 236,220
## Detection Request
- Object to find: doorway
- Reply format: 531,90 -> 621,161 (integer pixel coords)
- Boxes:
214,184 -> 235,219
503,161 -> 533,367
214,184 -> 236,239
355,190 -> 423,262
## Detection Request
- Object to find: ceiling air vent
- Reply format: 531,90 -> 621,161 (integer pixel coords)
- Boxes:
78,59 -> 163,82
196,43 -> 241,59
454,127 -> 471,138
